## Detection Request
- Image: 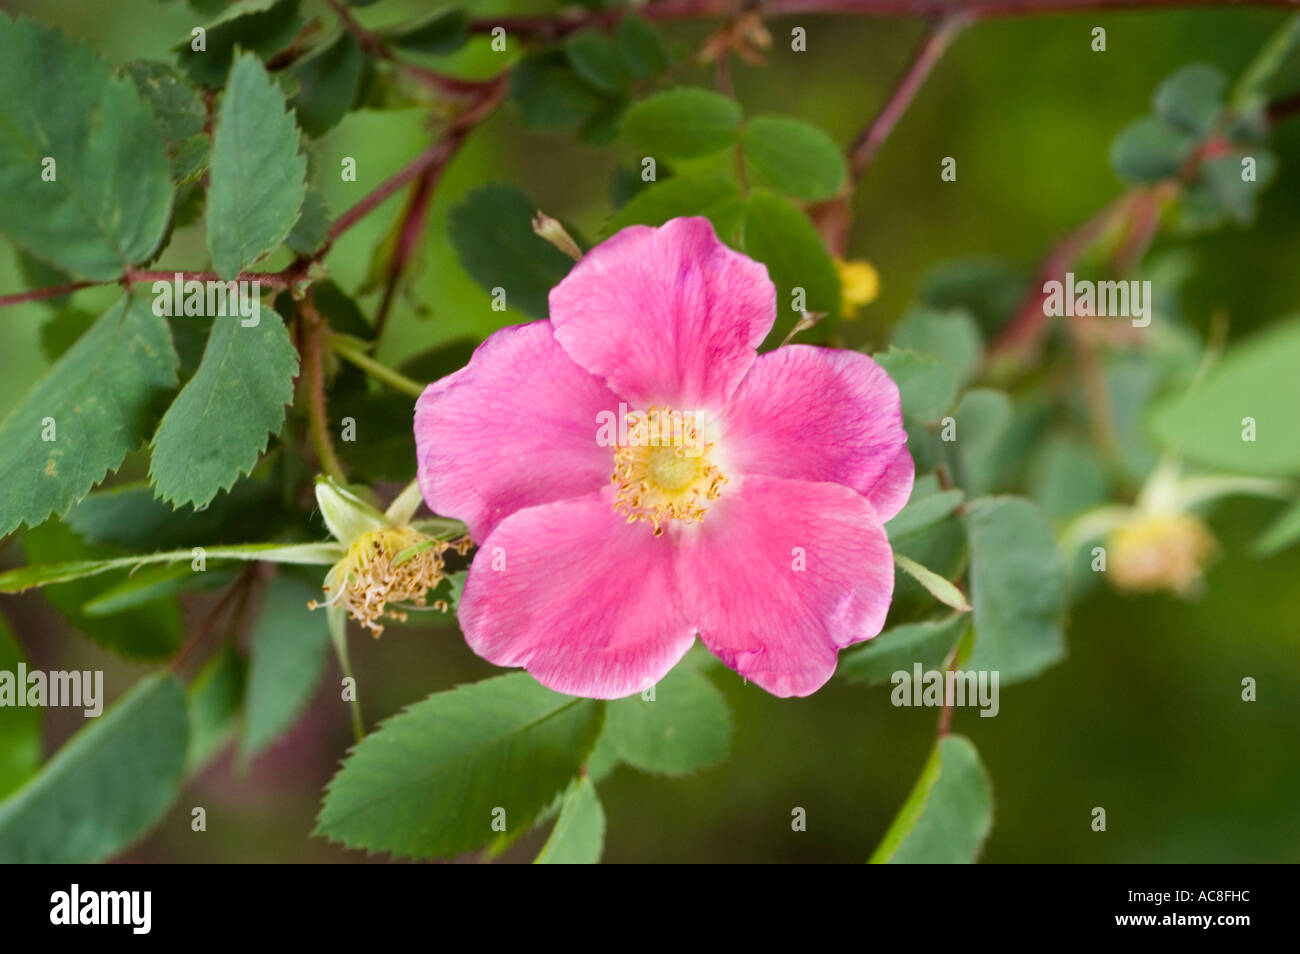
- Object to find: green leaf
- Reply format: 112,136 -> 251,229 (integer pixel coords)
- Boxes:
950,388 -> 1013,495
240,573 -> 330,761
177,0 -> 304,88
65,478 -> 289,550
83,562 -> 233,617
1029,438 -> 1110,524
621,87 -> 742,159
22,520 -> 185,660
384,8 -> 468,55
0,541 -> 342,594
510,52 -> 607,133
886,486 -> 966,540
290,30 -> 363,137
1153,63 -> 1227,139
1233,13 -> 1300,108
287,186 -> 331,255
1254,497 -> 1300,555
149,310 -> 297,507
740,189 -> 840,340
617,16 -> 670,79
1109,116 -> 1195,185
1198,152 -> 1275,226
448,184 -> 575,320
170,133 -> 211,185
565,31 -> 631,93
0,615 -> 41,800
605,665 -> 730,776
873,348 -> 959,424
601,171 -> 743,237
123,60 -> 206,143
206,52 -> 308,279
1149,316 -> 1300,476
963,497 -> 1066,684
187,647 -> 246,771
891,306 -> 983,384
316,673 -> 603,860
0,674 -> 188,863
0,16 -> 173,280
0,294 -> 178,538
741,115 -> 847,201
534,776 -> 605,864
838,615 -> 969,687
869,735 -> 992,864
894,553 -> 970,613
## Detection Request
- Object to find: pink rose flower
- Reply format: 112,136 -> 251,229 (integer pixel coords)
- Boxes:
415,217 -> 913,698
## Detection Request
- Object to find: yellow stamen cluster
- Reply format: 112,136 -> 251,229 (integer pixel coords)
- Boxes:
612,406 -> 727,536
1109,513 -> 1217,597
310,527 -> 470,636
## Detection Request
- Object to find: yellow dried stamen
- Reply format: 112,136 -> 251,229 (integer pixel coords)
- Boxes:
1109,513 -> 1217,597
612,406 -> 727,536
309,527 -> 463,637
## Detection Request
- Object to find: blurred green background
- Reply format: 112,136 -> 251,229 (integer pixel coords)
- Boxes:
1,0 -> 1297,862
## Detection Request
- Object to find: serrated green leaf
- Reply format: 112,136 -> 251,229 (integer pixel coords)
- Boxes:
869,735 -> 992,863
150,310 -> 298,507
177,0 -> 303,88
605,665 -> 730,776
1149,316 -> 1300,475
0,674 -> 188,863
964,497 -> 1066,684
123,60 -> 206,142
287,186 -> 331,255
601,171 -> 743,237
206,52 -> 307,279
950,388 -> 1013,495
0,294 -> 178,538
1109,116 -> 1195,185
741,115 -> 847,201
891,306 -> 983,384
22,520 -> 185,660
290,30 -> 363,137
169,133 -> 211,185
873,347 -> 959,424
240,573 -> 330,761
0,16 -> 173,280
838,615 -> 969,687
448,184 -> 575,320
534,776 -> 605,864
621,87 -> 742,159
740,189 -> 840,343
316,673 -> 603,860
0,615 -> 41,800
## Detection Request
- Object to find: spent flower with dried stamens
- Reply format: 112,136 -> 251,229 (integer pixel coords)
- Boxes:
309,476 -> 469,636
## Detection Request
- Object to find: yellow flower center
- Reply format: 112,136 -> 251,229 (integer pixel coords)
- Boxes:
311,527 -> 468,636
1108,513 -> 1216,597
612,406 -> 727,536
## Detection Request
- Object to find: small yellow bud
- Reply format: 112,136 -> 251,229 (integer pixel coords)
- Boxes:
835,258 -> 880,320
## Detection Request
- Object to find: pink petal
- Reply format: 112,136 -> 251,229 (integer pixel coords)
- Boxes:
677,475 -> 894,697
549,217 -> 775,410
458,488 -> 696,699
721,345 -> 914,521
414,321 -> 620,542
